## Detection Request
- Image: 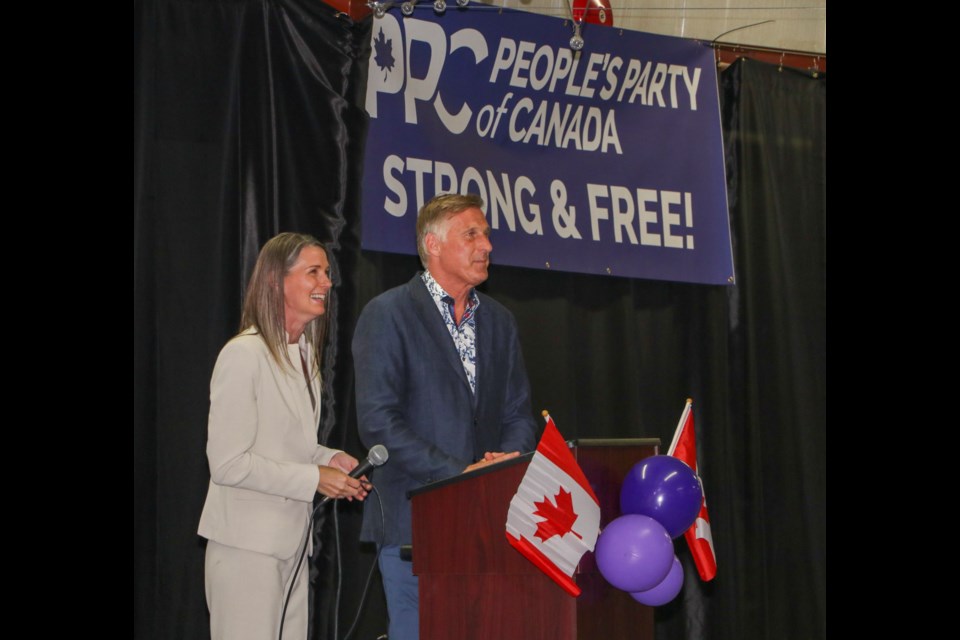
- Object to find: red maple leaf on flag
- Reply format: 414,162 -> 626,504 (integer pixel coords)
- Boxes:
532,487 -> 582,543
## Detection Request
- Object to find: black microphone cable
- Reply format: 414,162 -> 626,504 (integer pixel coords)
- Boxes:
338,483 -> 386,640
333,495 -> 342,640
279,516 -> 312,640
278,445 -> 388,640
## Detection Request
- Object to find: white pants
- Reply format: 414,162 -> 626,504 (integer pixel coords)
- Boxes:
205,539 -> 309,640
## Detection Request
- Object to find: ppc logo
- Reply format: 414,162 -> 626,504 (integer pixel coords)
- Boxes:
365,14 -> 488,135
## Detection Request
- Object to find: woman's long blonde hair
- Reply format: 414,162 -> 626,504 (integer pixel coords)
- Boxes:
239,232 -> 330,375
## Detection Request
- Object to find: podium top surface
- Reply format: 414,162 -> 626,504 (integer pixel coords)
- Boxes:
408,450 -> 535,498
571,437 -> 660,447
407,437 -> 660,498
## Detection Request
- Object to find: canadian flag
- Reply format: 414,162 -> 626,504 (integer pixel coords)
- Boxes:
667,399 -> 718,581
505,412 -> 600,596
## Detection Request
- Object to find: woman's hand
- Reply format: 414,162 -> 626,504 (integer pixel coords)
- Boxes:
317,452 -> 370,501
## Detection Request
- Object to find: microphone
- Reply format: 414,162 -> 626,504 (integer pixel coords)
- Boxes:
320,445 -> 389,504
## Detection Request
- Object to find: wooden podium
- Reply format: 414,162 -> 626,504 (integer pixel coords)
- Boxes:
409,438 -> 660,640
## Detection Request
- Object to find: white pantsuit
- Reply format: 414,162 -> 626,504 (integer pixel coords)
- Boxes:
198,330 -> 341,640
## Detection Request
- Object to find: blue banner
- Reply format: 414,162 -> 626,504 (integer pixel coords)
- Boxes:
362,5 -> 735,285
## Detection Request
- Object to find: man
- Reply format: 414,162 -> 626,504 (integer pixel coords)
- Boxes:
353,193 -> 538,640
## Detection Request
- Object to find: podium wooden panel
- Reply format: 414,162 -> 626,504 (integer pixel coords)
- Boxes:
410,439 -> 659,640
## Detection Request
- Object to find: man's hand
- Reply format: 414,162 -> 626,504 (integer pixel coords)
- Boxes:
464,451 -> 520,473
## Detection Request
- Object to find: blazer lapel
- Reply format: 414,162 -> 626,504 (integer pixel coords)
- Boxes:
275,341 -> 318,445
242,328 -> 318,449
473,300 -> 492,409
295,340 -> 323,444
407,275 -> 472,393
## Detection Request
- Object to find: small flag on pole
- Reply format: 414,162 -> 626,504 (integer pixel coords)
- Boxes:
505,411 -> 601,596
668,399 -> 718,582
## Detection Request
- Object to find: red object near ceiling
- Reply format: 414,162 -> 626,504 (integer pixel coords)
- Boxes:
572,0 -> 614,27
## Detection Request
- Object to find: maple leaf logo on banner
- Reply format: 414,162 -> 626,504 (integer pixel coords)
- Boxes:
533,488 -> 583,542
506,412 -> 600,597
373,28 -> 394,81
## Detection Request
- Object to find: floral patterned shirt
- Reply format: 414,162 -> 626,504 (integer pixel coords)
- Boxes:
421,270 -> 479,394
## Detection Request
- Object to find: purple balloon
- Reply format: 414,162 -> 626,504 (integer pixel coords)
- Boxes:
595,514 -> 674,592
620,455 -> 703,538
630,556 -> 684,606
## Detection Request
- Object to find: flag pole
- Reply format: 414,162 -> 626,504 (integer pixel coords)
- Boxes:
667,398 -> 693,456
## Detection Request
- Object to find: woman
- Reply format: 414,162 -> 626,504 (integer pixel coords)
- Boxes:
198,233 -> 367,640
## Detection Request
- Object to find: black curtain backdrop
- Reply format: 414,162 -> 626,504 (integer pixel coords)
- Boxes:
134,1 -> 826,638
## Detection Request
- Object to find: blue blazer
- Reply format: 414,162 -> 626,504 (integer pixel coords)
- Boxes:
353,274 -> 538,545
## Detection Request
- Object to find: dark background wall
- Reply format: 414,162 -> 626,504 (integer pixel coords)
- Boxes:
134,1 -> 825,638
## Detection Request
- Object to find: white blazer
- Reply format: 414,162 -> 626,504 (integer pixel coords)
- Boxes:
198,330 -> 340,559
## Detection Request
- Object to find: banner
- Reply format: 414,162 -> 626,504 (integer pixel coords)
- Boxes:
362,4 -> 735,285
